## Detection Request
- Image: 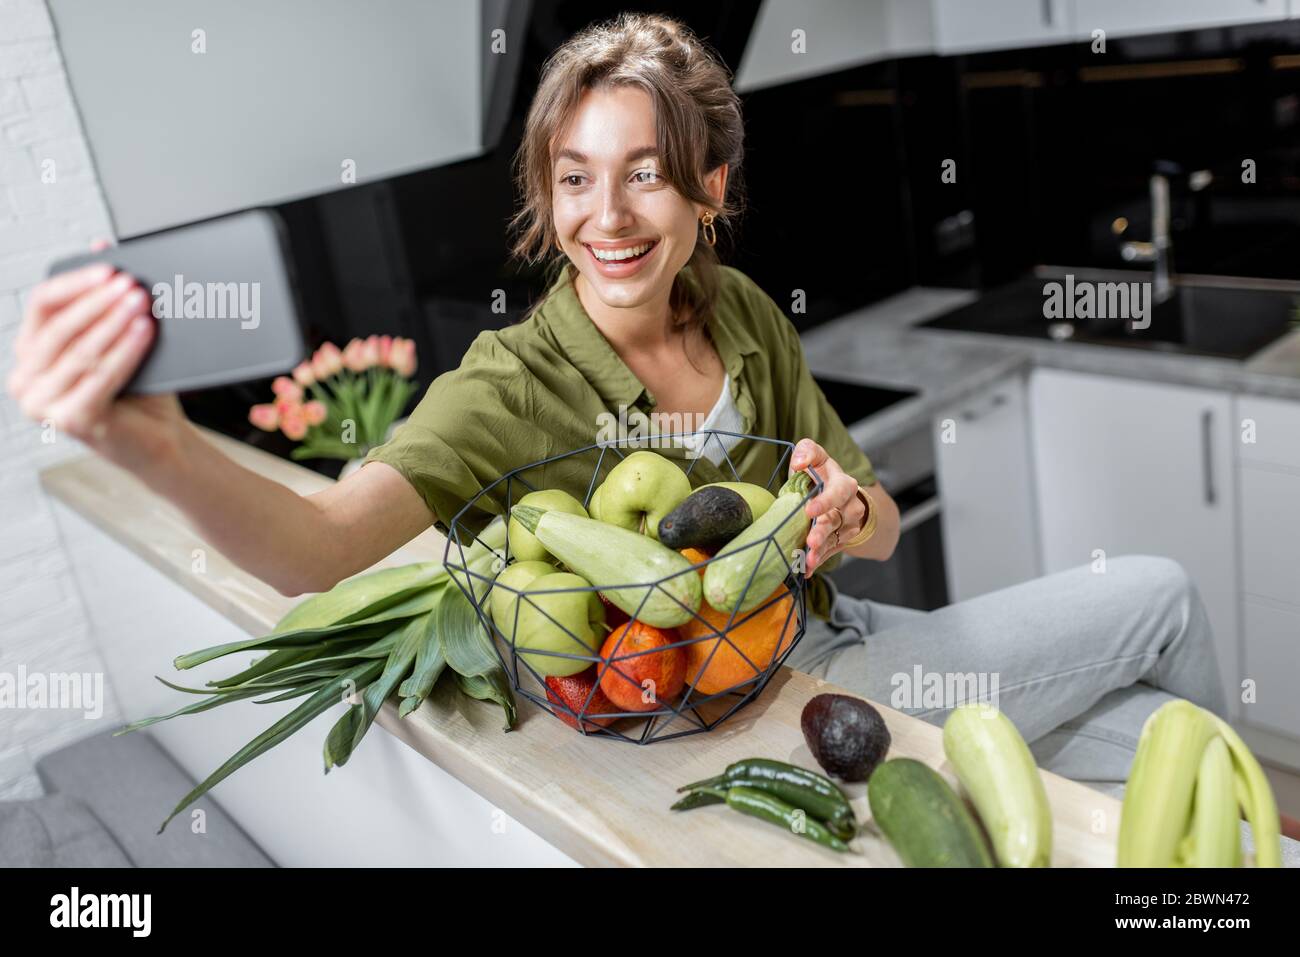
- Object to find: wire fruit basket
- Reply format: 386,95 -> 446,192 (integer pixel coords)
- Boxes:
443,430 -> 823,743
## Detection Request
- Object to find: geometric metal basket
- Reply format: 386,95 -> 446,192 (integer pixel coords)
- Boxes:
443,430 -> 823,743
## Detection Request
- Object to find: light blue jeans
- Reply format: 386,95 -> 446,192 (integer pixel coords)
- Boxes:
787,555 -> 1230,798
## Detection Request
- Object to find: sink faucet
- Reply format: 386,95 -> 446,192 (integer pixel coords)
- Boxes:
1119,173 -> 1174,304
1116,165 -> 1213,305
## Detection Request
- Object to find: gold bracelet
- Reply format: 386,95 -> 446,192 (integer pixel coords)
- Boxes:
840,484 -> 878,549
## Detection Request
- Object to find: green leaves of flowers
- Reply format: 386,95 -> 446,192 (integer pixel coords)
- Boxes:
289,364 -> 419,463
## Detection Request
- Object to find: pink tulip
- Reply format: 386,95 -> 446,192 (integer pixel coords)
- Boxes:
311,349 -> 332,382
271,376 -> 302,403
248,403 -> 279,431
292,361 -> 315,388
303,400 -> 327,426
342,338 -> 368,373
274,395 -> 300,416
281,406 -> 308,441
389,337 -> 417,377
377,334 -> 394,368
318,341 -> 344,377
362,335 -> 381,369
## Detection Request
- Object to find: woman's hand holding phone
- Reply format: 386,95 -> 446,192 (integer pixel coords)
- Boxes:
6,240 -> 188,473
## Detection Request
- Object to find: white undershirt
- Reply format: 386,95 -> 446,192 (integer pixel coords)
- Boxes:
681,372 -> 745,467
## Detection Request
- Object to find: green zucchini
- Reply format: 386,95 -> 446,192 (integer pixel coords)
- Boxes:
942,704 -> 1052,867
702,470 -> 813,614
867,758 -> 994,868
508,505 -> 701,627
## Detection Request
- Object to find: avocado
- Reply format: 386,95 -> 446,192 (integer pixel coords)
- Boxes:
657,485 -> 753,551
801,693 -> 891,782
697,481 -> 775,521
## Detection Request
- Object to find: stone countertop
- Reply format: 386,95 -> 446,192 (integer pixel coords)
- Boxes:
800,286 -> 1300,452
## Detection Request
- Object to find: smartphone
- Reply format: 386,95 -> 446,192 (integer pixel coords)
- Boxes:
46,209 -> 307,395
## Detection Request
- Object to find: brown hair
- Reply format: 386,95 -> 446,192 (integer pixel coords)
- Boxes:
509,13 -> 745,334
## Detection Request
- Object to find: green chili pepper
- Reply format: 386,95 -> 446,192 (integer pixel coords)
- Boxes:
695,785 -> 851,853
679,758 -> 857,840
670,789 -> 724,812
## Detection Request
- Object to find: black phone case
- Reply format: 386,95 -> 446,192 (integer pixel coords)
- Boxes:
47,209 -> 307,395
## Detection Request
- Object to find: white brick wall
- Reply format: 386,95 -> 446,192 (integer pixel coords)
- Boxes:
0,0 -> 123,799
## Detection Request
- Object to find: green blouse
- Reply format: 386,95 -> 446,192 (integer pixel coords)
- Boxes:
364,264 -> 876,618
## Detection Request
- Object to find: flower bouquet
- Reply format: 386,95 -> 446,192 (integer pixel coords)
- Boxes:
249,335 -> 418,462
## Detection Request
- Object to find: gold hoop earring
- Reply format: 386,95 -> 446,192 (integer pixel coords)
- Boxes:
700,211 -> 717,247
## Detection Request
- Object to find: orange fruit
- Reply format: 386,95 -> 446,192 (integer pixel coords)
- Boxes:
679,585 -> 798,695
545,666 -> 620,732
598,620 -> 686,712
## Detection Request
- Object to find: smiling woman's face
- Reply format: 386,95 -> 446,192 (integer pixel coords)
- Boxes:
552,85 -> 706,313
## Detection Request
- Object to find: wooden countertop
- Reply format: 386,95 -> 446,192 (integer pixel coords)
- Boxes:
40,429 -> 1121,867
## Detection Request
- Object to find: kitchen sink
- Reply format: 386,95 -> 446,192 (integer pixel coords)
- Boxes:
811,375 -> 917,426
920,268 -> 1300,360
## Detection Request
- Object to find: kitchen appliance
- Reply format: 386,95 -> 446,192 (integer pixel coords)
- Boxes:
811,375 -> 949,611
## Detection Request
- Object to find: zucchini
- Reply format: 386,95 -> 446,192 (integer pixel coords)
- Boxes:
702,470 -> 813,614
942,704 -> 1052,867
867,758 -> 994,868
509,505 -> 701,627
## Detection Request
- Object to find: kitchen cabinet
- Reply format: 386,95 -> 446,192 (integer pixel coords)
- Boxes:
1073,0 -> 1287,38
1236,395 -> 1300,747
933,372 -> 1041,601
1241,599 -> 1300,739
734,0 -> 933,92
931,0 -> 1076,54
1028,369 -> 1239,716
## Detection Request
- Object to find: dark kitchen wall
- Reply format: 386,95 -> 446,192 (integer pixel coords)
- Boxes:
188,7 -> 1300,468
936,18 -> 1300,286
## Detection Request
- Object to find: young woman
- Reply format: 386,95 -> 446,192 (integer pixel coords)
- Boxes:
8,14 -> 1225,795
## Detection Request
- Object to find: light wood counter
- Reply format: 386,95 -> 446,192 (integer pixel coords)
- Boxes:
40,429 -> 1121,867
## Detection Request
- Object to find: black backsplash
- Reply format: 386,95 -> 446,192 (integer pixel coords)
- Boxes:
186,8 -> 1300,467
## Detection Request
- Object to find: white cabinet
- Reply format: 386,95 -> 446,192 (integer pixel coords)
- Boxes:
1028,369 -> 1239,714
1236,394 -> 1300,746
1241,599 -> 1300,738
1074,0 -> 1287,38
931,0 -> 1076,53
933,373 -> 1041,601
735,0 -> 934,92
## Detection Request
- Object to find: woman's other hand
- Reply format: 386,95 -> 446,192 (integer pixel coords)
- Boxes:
789,437 -> 867,575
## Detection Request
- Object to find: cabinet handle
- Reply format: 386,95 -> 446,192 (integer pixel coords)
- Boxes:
958,391 -> 1008,423
1200,409 -> 1217,506
1041,0 -> 1054,27
899,495 -> 942,534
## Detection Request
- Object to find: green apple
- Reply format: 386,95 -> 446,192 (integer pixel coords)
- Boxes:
507,489 -> 586,562
598,450 -> 691,539
488,560 -> 558,629
697,481 -> 775,521
588,482 -> 606,522
510,572 -> 606,678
